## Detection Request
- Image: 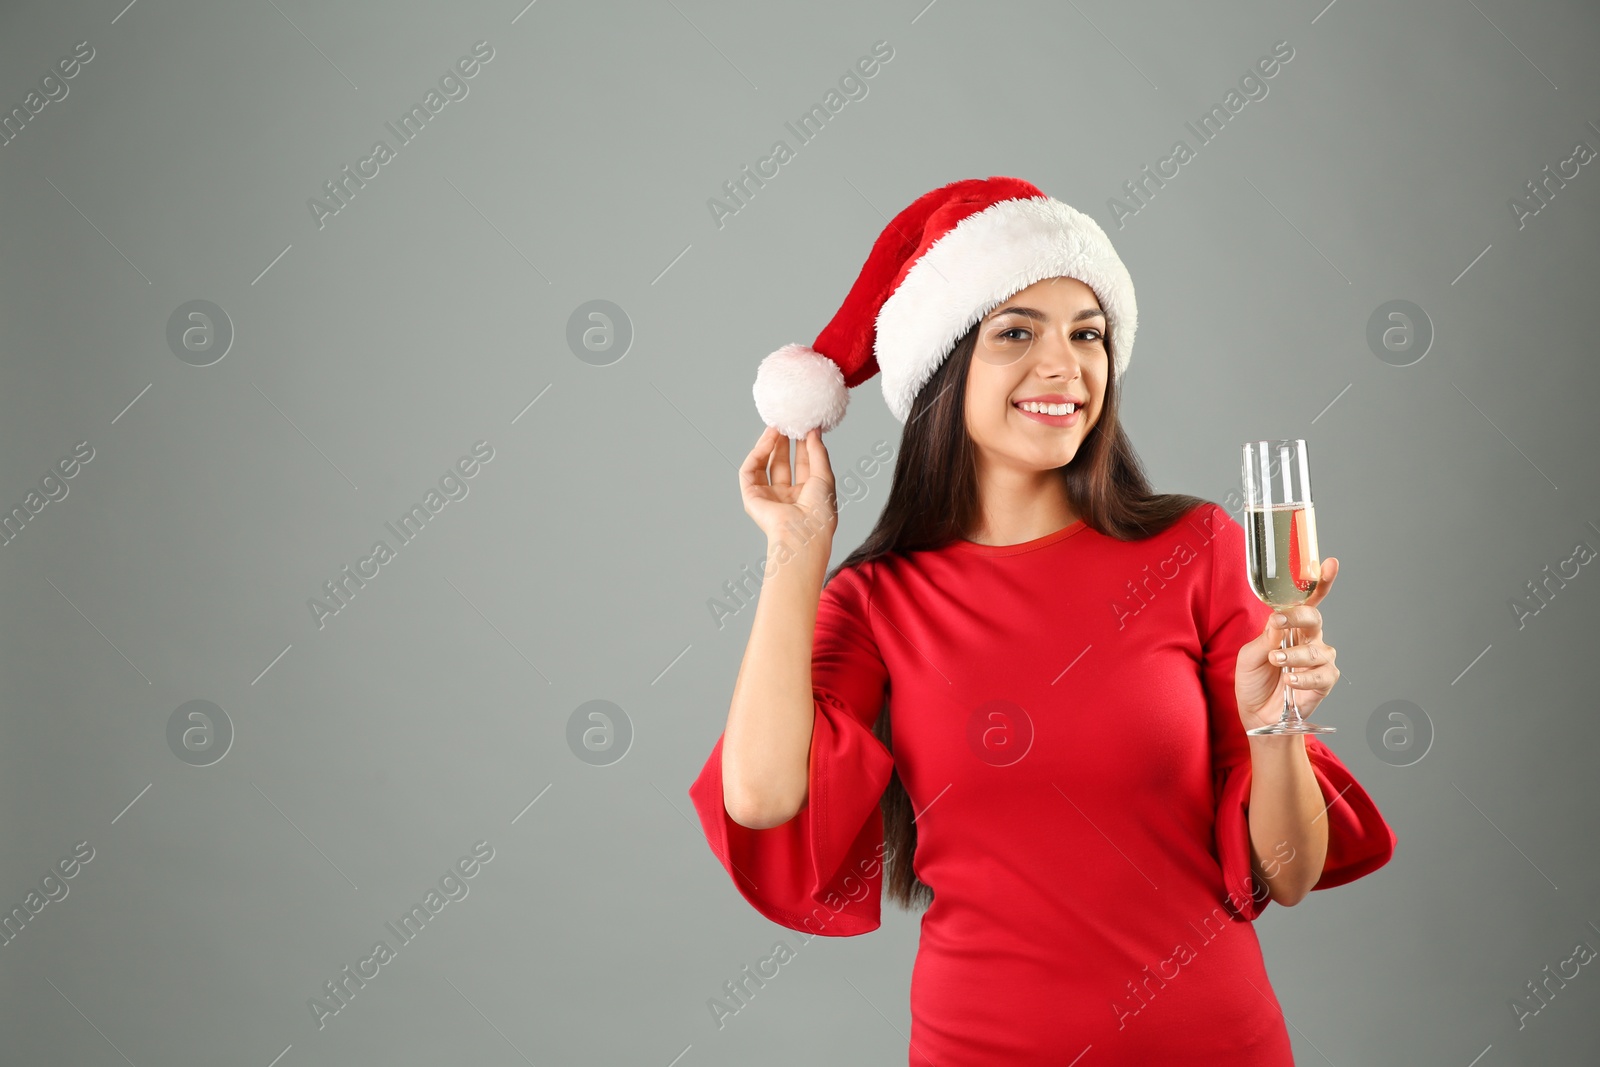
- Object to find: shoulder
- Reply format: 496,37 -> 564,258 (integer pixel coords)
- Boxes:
821,557 -> 880,609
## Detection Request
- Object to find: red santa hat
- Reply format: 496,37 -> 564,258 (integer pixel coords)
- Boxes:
752,176 -> 1139,437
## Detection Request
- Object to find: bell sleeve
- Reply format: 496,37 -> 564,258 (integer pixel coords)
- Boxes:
1197,504 -> 1398,921
687,561 -> 895,936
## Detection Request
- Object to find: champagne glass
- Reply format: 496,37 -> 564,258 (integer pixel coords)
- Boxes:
1241,439 -> 1335,735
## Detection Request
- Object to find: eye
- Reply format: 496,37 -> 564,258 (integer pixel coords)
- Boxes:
1075,328 -> 1105,343
997,326 -> 1032,341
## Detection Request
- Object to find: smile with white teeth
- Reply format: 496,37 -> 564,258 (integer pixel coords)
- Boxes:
1017,401 -> 1079,415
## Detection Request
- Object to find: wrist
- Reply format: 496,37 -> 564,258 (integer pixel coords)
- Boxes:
766,532 -> 832,565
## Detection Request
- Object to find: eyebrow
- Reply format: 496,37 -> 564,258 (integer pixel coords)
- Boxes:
988,305 -> 1107,323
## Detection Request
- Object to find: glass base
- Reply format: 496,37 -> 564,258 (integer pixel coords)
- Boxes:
1247,720 -> 1336,736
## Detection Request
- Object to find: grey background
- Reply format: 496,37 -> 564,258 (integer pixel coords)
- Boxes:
1,0 -> 1595,1064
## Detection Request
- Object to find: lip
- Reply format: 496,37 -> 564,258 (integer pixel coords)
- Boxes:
1013,399 -> 1084,427
1014,394 -> 1085,405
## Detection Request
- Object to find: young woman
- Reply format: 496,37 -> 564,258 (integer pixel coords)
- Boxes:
688,177 -> 1396,1064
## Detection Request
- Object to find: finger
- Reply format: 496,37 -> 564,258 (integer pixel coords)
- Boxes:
1286,665 -> 1337,690
794,428 -> 812,485
1269,642 -> 1330,668
740,426 -> 780,489
771,432 -> 794,487
1278,604 -> 1323,642
1301,556 -> 1338,609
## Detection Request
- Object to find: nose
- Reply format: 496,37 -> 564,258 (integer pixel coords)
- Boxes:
1030,327 -> 1082,379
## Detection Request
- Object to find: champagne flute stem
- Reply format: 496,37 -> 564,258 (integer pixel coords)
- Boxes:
1281,624 -> 1303,727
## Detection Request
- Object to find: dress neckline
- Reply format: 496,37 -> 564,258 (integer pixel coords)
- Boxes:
951,518 -> 1088,557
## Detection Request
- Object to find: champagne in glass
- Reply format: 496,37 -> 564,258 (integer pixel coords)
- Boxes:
1241,440 -> 1335,735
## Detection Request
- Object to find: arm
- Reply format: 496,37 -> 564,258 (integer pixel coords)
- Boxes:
720,534 -> 832,829
1247,734 -> 1329,906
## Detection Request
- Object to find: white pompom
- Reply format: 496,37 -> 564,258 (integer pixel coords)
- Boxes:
751,343 -> 850,438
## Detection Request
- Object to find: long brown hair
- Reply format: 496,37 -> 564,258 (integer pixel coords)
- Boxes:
824,319 -> 1209,911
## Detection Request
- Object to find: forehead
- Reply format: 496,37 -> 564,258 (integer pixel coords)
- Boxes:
987,275 -> 1102,314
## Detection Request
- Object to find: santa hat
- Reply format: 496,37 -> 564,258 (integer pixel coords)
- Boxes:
752,176 -> 1138,437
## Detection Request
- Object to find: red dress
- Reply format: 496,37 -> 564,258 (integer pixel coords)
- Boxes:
689,502 -> 1396,1064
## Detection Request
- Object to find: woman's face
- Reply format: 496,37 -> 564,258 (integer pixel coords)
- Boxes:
963,275 -> 1109,472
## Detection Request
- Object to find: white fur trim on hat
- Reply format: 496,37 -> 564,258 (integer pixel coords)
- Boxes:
752,343 -> 850,438
873,197 -> 1138,424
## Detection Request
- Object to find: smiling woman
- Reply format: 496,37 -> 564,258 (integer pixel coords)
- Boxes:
692,176 -> 1395,1065
959,278 -> 1109,544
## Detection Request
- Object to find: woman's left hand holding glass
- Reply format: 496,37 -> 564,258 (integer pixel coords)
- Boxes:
1234,558 -> 1342,733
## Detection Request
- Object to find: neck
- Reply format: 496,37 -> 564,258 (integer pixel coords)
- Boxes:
965,464 -> 1076,546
